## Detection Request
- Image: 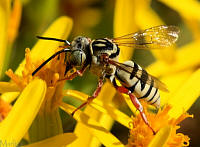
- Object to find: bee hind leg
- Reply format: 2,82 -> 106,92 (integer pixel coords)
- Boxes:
115,86 -> 156,135
71,78 -> 104,116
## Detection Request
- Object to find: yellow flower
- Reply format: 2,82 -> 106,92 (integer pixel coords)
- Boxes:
0,16 -> 74,146
127,102 -> 192,147
115,0 -> 200,146
0,79 -> 46,145
62,70 -> 197,146
0,15 -> 123,147
0,0 -> 200,146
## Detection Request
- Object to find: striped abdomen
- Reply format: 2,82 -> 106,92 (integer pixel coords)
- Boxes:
114,61 -> 160,108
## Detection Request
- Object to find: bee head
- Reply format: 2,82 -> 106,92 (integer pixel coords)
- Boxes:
70,36 -> 92,67
71,36 -> 90,51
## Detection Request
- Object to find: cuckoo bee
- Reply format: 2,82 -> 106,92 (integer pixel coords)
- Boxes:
32,25 -> 180,133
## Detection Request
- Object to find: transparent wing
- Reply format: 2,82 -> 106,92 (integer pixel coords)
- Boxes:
112,25 -> 180,49
109,59 -> 168,92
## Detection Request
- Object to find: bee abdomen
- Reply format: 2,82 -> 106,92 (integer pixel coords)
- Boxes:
115,61 -> 160,108
127,77 -> 160,108
137,82 -> 160,108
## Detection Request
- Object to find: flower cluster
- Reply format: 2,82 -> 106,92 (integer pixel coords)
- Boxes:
0,0 -> 200,147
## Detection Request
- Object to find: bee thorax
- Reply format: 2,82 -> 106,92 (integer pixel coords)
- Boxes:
90,55 -> 116,77
90,38 -> 120,60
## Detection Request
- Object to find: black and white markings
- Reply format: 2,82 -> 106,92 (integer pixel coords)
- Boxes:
114,61 -> 160,108
91,38 -> 120,59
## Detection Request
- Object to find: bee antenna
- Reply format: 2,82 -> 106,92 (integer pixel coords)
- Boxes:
32,48 -> 71,76
36,36 -> 70,46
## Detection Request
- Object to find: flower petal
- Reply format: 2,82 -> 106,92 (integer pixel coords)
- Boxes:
168,68 -> 200,119
73,82 -> 117,147
0,79 -> 46,145
63,89 -> 132,129
159,0 -> 200,21
15,16 -> 73,76
148,125 -> 171,147
147,41 -> 200,77
1,92 -> 20,103
134,0 -> 163,27
159,70 -> 192,106
0,0 -> 10,78
60,102 -> 125,147
0,82 -> 20,93
23,133 -> 77,147
114,0 -> 137,61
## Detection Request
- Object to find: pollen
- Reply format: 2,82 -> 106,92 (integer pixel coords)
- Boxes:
127,101 -> 192,147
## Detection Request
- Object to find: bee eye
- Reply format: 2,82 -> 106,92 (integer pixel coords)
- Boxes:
77,43 -> 82,49
70,50 -> 86,66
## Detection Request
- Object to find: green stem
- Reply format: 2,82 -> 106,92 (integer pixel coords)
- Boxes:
29,107 -> 63,143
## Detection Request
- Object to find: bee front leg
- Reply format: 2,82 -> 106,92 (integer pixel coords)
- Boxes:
115,86 -> 156,134
71,78 -> 104,116
59,66 -> 86,81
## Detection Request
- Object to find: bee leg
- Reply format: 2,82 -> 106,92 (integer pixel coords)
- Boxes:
115,86 -> 156,134
58,66 -> 86,81
60,70 -> 83,81
71,78 -> 104,116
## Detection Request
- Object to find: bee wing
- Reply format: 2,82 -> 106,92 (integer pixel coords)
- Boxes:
109,60 -> 168,92
149,74 -> 169,92
112,25 -> 180,49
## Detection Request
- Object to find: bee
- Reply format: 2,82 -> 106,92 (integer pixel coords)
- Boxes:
32,25 -> 180,133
